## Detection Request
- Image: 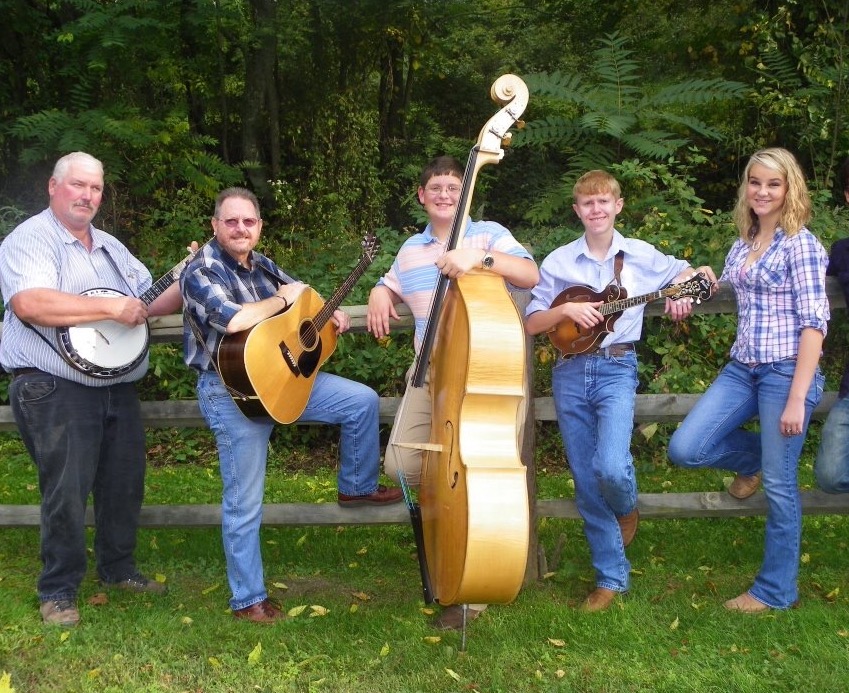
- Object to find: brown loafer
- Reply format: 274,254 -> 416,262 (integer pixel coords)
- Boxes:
338,484 -> 404,507
617,508 -> 639,547
723,592 -> 770,614
233,599 -> 286,623
728,473 -> 761,500
580,588 -> 620,613
431,604 -> 485,631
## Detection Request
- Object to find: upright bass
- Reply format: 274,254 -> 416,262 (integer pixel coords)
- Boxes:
411,74 -> 531,607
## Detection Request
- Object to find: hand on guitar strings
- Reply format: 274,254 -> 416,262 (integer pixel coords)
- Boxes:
560,299 -> 605,331
331,309 -> 351,335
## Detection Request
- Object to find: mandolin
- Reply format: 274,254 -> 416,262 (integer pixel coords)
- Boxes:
547,272 -> 713,356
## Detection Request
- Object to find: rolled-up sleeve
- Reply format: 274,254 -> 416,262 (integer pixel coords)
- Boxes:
790,233 -> 830,336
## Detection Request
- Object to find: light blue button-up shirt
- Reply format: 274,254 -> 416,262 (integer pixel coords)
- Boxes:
526,230 -> 690,347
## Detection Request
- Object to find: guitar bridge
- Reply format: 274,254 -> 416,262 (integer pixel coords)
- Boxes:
279,342 -> 300,376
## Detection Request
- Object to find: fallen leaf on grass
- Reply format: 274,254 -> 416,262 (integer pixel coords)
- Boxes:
357,547 -> 368,555
208,657 -> 221,668
59,632 -> 70,643
801,553 -> 810,564
201,583 -> 220,595
181,616 -> 193,626
0,671 -> 15,693
423,636 -> 441,644
272,582 -> 288,590
420,607 -> 435,616
826,587 -> 839,601
837,629 -> 849,637
547,638 -> 566,647
248,642 -> 262,664
288,605 -> 308,617
87,593 -> 108,606
380,643 -> 390,657
309,605 -> 329,617
349,604 -> 358,613
352,591 -> 370,601
445,668 -> 461,682
670,617 -> 679,631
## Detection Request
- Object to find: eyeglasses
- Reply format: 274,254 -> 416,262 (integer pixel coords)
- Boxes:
216,217 -> 260,228
424,184 -> 461,196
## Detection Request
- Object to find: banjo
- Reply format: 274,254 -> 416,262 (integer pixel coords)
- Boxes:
56,246 -> 199,378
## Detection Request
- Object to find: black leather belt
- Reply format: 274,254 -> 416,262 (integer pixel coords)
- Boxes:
11,368 -> 42,377
564,343 -> 635,360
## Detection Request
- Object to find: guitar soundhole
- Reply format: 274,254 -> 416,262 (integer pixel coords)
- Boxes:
299,320 -> 319,351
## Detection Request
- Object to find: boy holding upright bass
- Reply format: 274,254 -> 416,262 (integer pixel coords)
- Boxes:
525,170 -> 716,612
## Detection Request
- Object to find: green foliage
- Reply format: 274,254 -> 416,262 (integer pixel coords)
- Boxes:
739,0 -> 849,193
137,345 -> 198,403
514,32 -> 748,226
0,205 -> 28,242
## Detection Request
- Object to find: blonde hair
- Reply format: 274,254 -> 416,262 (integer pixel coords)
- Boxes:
573,170 -> 621,199
733,148 -> 811,240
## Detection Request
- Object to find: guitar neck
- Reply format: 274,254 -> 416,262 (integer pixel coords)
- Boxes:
139,266 -> 182,307
311,254 -> 373,329
599,286 -> 675,316
138,242 -> 208,307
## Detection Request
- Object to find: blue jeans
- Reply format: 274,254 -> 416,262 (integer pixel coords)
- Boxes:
816,395 -> 849,493
197,370 -> 381,610
10,373 -> 146,602
552,351 -> 639,592
668,359 -> 824,609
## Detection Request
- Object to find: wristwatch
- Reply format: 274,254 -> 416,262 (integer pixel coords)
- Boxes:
481,252 -> 495,270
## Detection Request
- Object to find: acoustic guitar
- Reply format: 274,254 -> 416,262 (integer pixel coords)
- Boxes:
216,233 -> 379,423
547,272 -> 713,356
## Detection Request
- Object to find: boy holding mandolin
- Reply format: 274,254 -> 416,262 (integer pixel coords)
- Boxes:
525,170 -> 716,612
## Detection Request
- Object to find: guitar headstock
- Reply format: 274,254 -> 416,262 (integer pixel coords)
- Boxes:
668,272 -> 714,304
361,233 -> 380,261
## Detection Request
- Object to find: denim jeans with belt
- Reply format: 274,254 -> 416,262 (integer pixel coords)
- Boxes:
668,359 -> 824,609
552,349 -> 639,593
816,394 -> 849,493
197,369 -> 381,611
10,373 -> 146,602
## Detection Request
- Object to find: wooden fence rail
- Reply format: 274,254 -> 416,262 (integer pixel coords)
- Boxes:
1,281 -> 848,532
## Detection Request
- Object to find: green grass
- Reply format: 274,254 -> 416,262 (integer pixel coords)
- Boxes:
2,429 -> 849,693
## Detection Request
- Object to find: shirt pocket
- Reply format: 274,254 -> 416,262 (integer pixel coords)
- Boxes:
752,253 -> 788,289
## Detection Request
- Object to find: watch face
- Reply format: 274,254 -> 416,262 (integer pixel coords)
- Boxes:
482,254 -> 494,269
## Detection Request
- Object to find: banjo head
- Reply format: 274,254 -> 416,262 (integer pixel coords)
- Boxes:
59,288 -> 149,377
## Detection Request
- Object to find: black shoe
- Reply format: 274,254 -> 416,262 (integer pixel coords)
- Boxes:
104,572 -> 168,594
